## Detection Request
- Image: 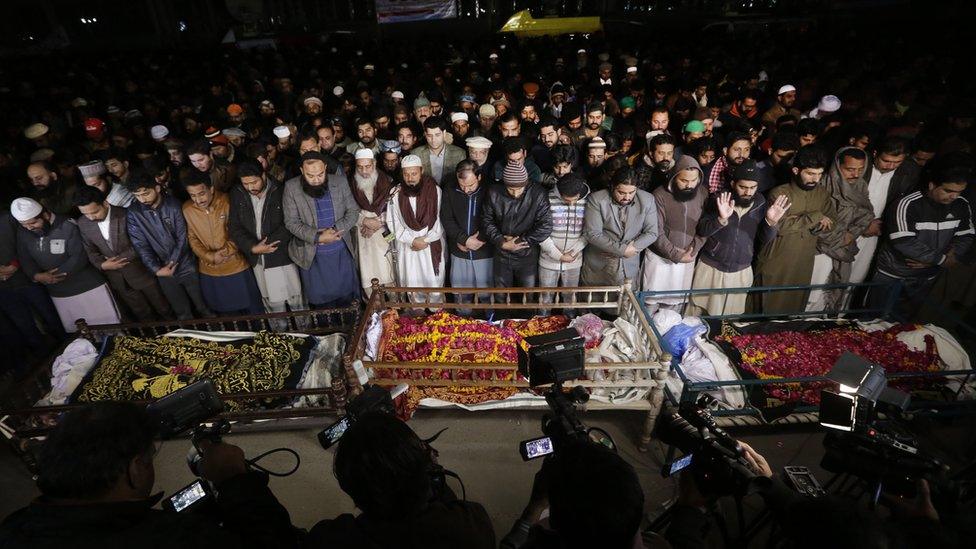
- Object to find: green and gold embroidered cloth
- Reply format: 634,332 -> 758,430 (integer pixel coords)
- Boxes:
71,331 -> 316,410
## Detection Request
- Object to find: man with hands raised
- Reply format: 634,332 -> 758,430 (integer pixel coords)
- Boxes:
691,161 -> 791,315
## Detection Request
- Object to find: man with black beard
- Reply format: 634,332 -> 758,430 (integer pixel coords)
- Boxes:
11,197 -> 120,331
634,133 -> 676,191
26,161 -> 77,217
282,152 -> 361,307
756,146 -> 833,313
640,156 -> 707,313
707,132 -> 752,194
690,161 -> 791,315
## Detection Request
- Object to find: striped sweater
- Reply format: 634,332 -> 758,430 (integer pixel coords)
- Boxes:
539,185 -> 589,271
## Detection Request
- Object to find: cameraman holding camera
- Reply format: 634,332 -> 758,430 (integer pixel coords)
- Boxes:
501,440 -> 649,549
0,402 -> 298,549
302,412 -> 496,549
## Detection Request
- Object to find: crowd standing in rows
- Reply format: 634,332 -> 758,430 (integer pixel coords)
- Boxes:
2,30 -> 974,365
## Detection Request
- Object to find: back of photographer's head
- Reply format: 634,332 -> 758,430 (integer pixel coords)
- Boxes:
547,441 -> 644,549
333,413 -> 434,520
37,402 -> 159,501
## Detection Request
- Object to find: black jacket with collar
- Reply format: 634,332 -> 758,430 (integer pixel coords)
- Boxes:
227,179 -> 294,269
481,182 -> 553,264
440,181 -> 493,261
0,472 -> 297,549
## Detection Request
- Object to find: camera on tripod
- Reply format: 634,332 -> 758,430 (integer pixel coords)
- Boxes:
654,394 -> 758,496
515,328 -> 615,460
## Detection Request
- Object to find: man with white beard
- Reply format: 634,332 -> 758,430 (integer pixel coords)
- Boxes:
386,155 -> 445,304
350,149 -> 395,293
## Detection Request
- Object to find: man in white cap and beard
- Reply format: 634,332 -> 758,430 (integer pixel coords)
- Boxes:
78,160 -> 134,208
386,154 -> 445,304
11,197 -> 121,332
761,85 -> 801,132
350,148 -> 395,293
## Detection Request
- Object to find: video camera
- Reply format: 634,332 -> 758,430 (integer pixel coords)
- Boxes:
145,379 -> 228,513
654,394 -> 758,496
317,383 -> 399,450
818,353 -> 950,498
515,329 -> 615,460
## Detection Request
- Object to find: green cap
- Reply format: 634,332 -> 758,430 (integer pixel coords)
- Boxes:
619,96 -> 636,110
684,120 -> 706,133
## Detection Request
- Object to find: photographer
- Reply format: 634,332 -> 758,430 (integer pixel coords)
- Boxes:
501,440 -> 647,549
0,402 -> 297,549
302,412 -> 495,549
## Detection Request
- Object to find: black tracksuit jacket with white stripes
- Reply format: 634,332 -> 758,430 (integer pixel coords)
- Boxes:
875,191 -> 975,280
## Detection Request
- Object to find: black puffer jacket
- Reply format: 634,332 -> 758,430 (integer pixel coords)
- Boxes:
481,182 -> 552,264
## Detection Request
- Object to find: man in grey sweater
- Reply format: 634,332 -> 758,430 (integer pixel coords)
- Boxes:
11,197 -> 120,332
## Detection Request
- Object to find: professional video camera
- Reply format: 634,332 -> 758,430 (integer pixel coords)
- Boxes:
146,379 -> 300,512
653,394 -> 758,497
515,328 -> 616,460
818,352 -> 950,499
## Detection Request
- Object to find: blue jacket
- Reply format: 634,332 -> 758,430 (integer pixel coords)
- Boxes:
126,195 -> 197,278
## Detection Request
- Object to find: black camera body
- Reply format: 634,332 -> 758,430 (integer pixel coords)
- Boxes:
146,379 -> 224,439
517,328 -> 585,387
654,397 -> 757,496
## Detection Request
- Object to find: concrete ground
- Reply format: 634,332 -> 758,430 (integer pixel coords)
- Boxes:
0,407 -> 841,541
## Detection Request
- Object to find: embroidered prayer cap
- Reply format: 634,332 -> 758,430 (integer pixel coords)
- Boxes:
465,136 -> 492,150
400,155 -> 422,169
24,123 -> 49,140
355,148 -> 375,161
450,112 -> 469,123
303,96 -> 323,107
150,125 -> 169,140
78,160 -> 107,179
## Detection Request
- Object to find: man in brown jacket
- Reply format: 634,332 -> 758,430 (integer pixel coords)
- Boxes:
75,186 -> 174,321
182,171 -> 263,315
641,155 -> 708,313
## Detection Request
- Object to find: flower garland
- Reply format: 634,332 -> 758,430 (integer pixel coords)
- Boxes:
718,324 -> 942,404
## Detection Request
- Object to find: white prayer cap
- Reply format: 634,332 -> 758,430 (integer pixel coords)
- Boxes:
23,123 -> 49,140
626,66 -> 637,74
392,91 -> 405,100
400,154 -> 422,168
450,112 -> 469,123
364,64 -> 375,71
489,53 -> 499,60
354,148 -> 375,161
577,48 -> 586,54
11,197 -> 43,222
222,127 -> 246,138
588,137 -> 607,149
818,95 -> 842,113
778,84 -> 797,95
333,86 -> 344,97
303,96 -> 323,107
273,125 -> 291,139
30,148 -> 54,162
465,136 -> 492,150
645,130 -> 664,143
78,160 -> 106,179
150,124 -> 169,140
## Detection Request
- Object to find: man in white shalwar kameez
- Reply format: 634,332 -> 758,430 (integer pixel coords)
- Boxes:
351,149 -> 395,294
385,155 -> 445,304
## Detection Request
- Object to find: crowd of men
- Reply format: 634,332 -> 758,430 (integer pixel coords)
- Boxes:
2,27 -> 975,365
